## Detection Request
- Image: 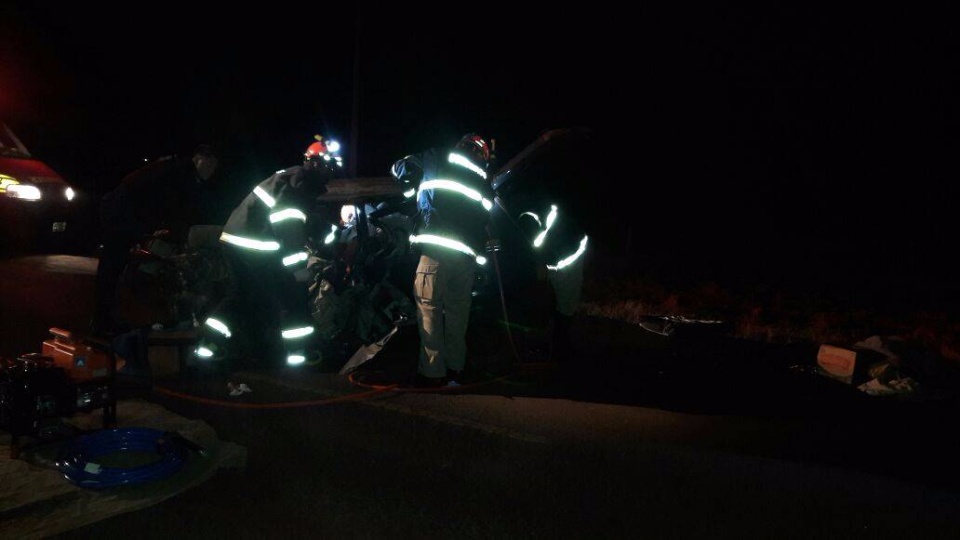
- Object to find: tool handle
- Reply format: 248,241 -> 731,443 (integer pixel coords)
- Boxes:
165,432 -> 208,457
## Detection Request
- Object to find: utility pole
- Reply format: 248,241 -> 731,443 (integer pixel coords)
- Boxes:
348,7 -> 361,178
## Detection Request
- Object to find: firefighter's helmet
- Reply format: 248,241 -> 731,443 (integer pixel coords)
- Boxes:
304,136 -> 343,170
304,141 -> 327,160
455,133 -> 490,167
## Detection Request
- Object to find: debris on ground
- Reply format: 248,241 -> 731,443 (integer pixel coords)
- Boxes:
848,334 -> 958,399
857,377 -> 919,397
801,333 -> 960,400
637,315 -> 730,338
227,382 -> 252,397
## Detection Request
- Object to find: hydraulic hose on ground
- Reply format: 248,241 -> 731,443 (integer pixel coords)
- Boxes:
55,427 -> 197,489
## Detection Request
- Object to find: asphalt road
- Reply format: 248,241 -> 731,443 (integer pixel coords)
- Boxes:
3,254 -> 960,539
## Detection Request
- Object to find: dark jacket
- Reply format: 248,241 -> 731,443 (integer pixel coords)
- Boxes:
221,165 -> 333,270
391,147 -> 493,262
510,188 -> 589,270
108,154 -> 206,237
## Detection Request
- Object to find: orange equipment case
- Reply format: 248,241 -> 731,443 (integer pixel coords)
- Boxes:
41,327 -> 122,380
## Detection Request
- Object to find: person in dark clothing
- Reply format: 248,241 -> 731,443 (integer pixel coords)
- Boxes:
194,136 -> 343,367
92,144 -> 219,336
390,133 -> 495,387
487,128 -> 594,370
495,176 -> 589,368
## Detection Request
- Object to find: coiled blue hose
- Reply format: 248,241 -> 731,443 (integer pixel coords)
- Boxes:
56,427 -> 189,489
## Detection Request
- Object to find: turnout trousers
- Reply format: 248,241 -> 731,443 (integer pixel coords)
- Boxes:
547,252 -> 585,317
201,244 -> 314,364
414,249 -> 477,378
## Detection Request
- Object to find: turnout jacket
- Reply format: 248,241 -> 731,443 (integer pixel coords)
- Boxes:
391,147 -> 494,264
220,165 -> 331,270
512,192 -> 589,271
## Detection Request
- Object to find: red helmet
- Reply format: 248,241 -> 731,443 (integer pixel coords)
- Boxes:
304,141 -> 327,160
304,136 -> 343,171
455,133 -> 491,165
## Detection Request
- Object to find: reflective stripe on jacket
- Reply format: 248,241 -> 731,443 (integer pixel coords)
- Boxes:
516,202 -> 588,271
220,165 -> 328,267
391,148 -> 492,263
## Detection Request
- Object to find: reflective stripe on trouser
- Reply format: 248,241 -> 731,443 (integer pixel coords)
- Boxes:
547,250 -> 585,317
196,297 -> 241,359
203,244 -> 307,364
280,321 -> 315,365
414,252 -> 476,378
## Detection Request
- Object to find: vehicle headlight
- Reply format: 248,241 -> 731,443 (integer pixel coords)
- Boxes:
0,175 -> 42,201
7,184 -> 42,200
65,187 -> 75,201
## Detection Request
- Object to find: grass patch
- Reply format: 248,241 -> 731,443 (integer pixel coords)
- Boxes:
579,272 -> 960,363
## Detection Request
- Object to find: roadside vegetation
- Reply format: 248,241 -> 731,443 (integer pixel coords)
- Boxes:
580,272 -> 960,364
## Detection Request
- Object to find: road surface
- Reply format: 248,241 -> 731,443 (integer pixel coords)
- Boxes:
2,254 -> 960,539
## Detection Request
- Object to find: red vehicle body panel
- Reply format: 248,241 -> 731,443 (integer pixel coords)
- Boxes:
0,156 -> 66,182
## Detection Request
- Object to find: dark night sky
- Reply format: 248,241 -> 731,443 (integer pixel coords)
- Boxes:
0,4 -> 615,183
2,5 -> 958,306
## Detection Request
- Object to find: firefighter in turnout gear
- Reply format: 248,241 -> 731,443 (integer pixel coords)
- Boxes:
390,133 -> 495,386
509,195 -> 588,366
517,203 -> 589,363
195,136 -> 343,367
